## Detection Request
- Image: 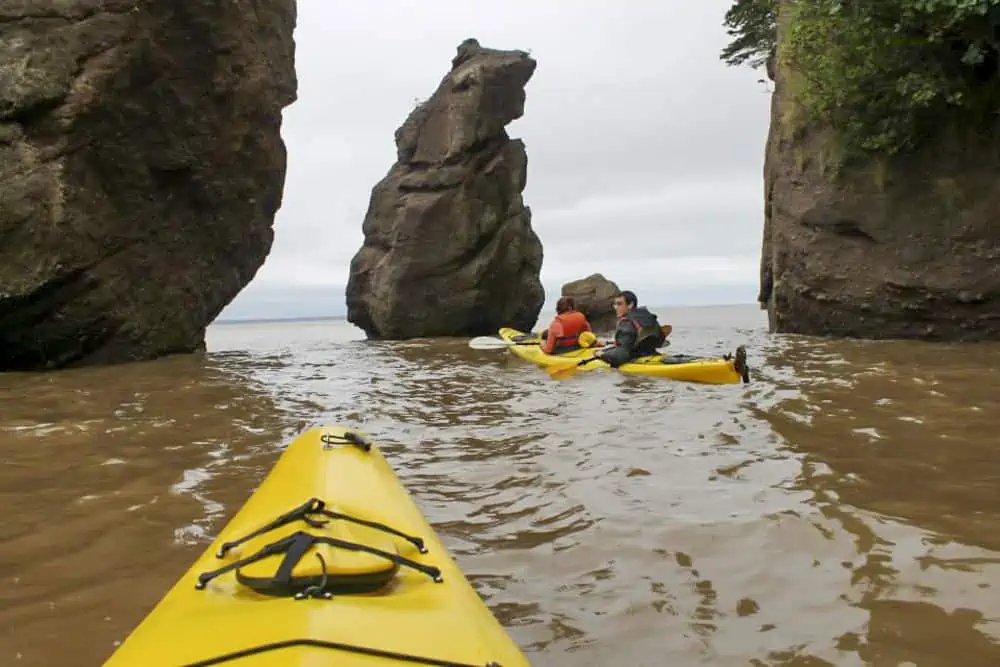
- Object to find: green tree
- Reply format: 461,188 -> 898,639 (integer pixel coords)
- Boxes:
720,0 -> 777,69
720,0 -> 1000,162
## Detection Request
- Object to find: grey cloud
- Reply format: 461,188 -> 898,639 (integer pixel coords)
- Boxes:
218,0 -> 770,323
531,176 -> 764,259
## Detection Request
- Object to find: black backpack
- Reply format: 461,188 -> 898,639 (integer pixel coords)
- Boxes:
629,310 -> 665,355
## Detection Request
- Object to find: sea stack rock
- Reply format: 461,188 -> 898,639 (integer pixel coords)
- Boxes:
760,0 -> 1000,340
0,1 -> 297,371
345,38 -> 544,339
561,273 -> 621,333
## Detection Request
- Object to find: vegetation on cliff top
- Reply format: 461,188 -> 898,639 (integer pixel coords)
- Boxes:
720,0 -> 777,69
721,0 -> 1000,164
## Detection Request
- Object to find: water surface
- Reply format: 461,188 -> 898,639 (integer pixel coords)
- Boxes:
1,304 -> 998,666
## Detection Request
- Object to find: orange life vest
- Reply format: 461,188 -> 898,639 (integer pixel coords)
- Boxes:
552,311 -> 590,349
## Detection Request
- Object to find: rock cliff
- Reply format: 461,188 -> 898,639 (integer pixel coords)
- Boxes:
561,273 -> 620,333
345,38 -> 544,340
759,3 -> 1000,341
0,1 -> 297,371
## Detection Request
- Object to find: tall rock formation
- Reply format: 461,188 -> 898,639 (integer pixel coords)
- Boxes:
561,273 -> 620,333
0,1 -> 297,371
760,2 -> 1000,341
345,38 -> 544,340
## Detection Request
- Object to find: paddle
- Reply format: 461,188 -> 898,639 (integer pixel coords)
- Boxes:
546,355 -> 603,380
468,336 -> 539,350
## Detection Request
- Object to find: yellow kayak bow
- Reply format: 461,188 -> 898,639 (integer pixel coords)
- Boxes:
104,426 -> 530,667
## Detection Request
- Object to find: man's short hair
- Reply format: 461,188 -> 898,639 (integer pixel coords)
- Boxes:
615,290 -> 637,308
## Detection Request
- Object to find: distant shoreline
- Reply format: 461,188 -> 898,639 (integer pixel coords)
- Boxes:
212,315 -> 348,325
212,302 -> 759,326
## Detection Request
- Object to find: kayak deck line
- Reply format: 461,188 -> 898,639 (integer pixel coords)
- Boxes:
181,637 -> 503,667
320,430 -> 373,452
196,528 -> 444,597
215,496 -> 429,559
197,495 -> 443,597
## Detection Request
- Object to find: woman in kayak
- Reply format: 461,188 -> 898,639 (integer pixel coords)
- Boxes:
540,296 -> 593,354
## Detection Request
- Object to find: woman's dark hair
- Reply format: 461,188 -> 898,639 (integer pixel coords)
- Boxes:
616,290 -> 637,308
556,296 -> 576,314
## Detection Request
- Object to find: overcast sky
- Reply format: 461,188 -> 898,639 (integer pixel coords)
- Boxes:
218,0 -> 772,321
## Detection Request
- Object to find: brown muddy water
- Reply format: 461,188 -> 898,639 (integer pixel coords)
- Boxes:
2,304 -> 999,666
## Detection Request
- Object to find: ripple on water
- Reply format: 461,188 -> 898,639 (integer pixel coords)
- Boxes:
169,455 -> 228,545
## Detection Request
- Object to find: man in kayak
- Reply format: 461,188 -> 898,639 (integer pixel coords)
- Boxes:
540,296 -> 593,354
593,290 -> 667,367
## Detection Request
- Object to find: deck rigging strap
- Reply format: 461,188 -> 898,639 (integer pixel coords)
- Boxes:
320,430 -> 372,451
182,637 -> 502,667
215,497 -> 427,558
196,529 -> 442,596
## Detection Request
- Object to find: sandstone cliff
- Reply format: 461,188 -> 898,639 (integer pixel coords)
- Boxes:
561,273 -> 620,333
345,38 -> 544,340
0,1 -> 297,371
759,4 -> 1000,341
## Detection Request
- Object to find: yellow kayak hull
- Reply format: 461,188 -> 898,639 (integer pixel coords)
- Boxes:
104,426 -> 530,667
498,327 -> 747,385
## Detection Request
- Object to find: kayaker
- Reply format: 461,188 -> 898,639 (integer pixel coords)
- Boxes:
540,296 -> 593,354
593,290 -> 666,367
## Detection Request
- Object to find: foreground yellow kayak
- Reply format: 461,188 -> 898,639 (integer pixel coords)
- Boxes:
498,327 -> 750,384
105,426 -> 530,667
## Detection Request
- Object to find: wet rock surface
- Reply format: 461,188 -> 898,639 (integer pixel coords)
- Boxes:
561,273 -> 621,333
345,38 -> 544,339
760,1 -> 1000,341
0,0 -> 297,370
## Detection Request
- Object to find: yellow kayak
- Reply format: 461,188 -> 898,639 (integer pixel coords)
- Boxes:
104,426 -> 530,667
498,327 -> 749,384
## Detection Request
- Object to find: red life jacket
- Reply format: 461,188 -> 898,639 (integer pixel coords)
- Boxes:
553,311 -> 590,349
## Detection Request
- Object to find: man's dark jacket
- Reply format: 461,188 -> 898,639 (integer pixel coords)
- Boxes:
599,306 -> 665,368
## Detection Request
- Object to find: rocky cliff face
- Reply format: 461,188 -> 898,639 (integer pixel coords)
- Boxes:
345,38 -> 544,340
0,1 -> 297,371
760,7 -> 1000,341
561,273 -> 620,333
